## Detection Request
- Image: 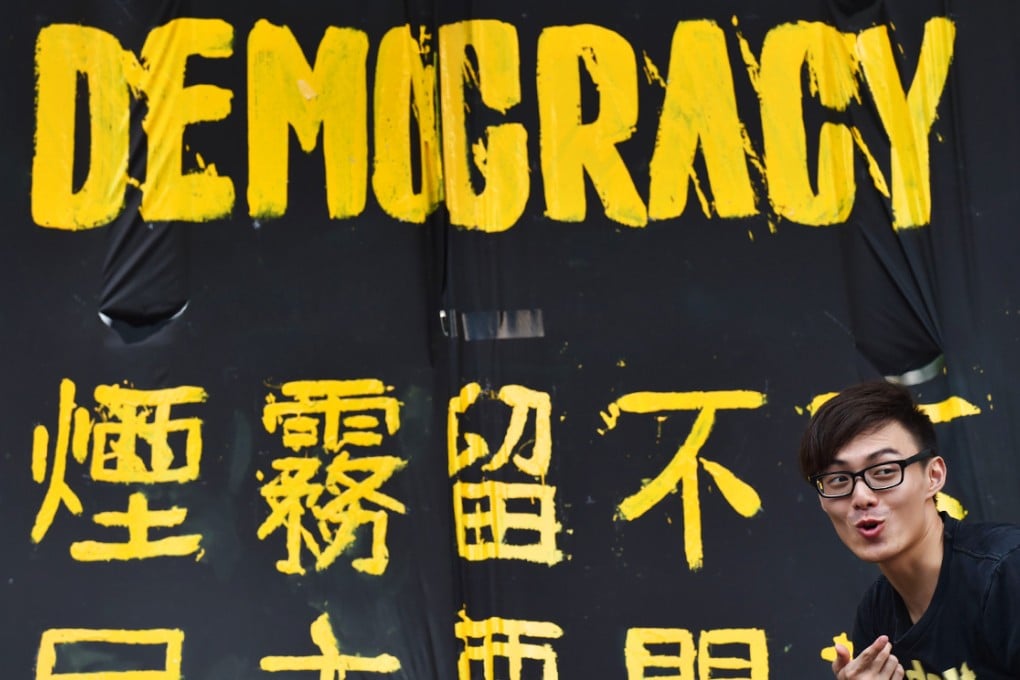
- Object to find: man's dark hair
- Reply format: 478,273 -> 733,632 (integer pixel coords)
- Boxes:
799,380 -> 937,480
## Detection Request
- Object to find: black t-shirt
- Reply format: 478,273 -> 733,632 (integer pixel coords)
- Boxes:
852,515 -> 1020,678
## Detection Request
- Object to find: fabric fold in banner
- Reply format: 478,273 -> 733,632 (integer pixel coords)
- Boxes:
840,215 -> 943,378
100,206 -> 189,343
885,353 -> 945,386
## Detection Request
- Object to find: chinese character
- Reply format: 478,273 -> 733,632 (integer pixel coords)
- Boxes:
36,627 -> 184,680
448,383 -> 563,565
625,627 -> 768,680
31,378 -> 207,561
260,613 -> 401,678
455,609 -> 563,680
600,390 -> 765,570
262,379 -> 400,453
258,379 -> 406,575
625,627 -> 696,679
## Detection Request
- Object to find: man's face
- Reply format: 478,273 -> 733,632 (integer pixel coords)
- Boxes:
817,420 -> 944,566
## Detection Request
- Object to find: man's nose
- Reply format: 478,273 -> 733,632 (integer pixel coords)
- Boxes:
850,476 -> 878,506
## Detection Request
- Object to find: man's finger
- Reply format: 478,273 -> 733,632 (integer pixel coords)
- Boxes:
832,636 -> 893,678
856,635 -> 890,663
832,642 -> 852,672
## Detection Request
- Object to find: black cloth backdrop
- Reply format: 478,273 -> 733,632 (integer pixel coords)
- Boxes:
2,0 -> 1020,678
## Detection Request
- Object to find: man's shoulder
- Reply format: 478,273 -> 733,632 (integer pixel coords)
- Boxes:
948,516 -> 1020,563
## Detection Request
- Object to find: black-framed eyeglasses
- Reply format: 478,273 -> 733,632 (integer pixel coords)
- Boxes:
809,449 -> 936,498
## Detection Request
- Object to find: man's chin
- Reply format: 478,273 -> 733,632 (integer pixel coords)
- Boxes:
846,541 -> 891,564
839,533 -> 888,563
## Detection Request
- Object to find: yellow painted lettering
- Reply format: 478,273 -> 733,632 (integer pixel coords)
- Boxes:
857,18 -> 955,229
606,390 -> 765,570
248,20 -> 369,219
372,26 -> 443,223
37,628 -> 184,680
935,492 -> 968,520
625,627 -> 767,679
625,628 -> 696,679
438,20 -> 528,232
698,628 -> 768,680
32,25 -> 130,229
919,395 -> 981,423
90,383 -> 207,483
758,22 -> 859,225
453,480 -> 563,565
138,19 -> 235,221
700,457 -> 761,517
648,20 -> 756,220
70,491 -> 202,561
448,382 -> 487,475
613,389 -> 766,414
454,610 -> 563,676
537,24 -> 646,227
820,632 -> 854,662
260,614 -> 401,676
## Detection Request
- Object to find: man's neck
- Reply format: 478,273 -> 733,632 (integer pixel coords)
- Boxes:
879,511 -> 946,624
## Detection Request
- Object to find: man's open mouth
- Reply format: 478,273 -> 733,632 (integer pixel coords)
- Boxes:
855,518 -> 883,537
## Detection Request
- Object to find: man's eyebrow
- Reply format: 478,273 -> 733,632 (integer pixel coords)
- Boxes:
829,447 -> 901,467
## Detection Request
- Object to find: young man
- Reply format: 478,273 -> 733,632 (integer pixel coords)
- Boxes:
799,380 -> 1020,679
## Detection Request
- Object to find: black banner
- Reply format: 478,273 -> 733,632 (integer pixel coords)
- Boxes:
3,0 -> 1019,677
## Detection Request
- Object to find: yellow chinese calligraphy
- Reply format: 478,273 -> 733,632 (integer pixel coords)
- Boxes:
90,383 -> 204,483
625,627 -> 768,679
601,390 -> 765,570
448,383 -> 563,565
261,613 -> 401,678
820,632 -> 853,663
262,379 -> 400,452
36,627 -> 184,680
259,379 -> 407,575
455,609 -> 564,680
71,491 -> 200,561
31,378 -> 207,560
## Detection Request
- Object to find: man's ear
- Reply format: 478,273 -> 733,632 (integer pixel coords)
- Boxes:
926,456 -> 947,497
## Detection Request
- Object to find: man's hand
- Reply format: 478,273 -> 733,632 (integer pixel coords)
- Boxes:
832,635 -> 904,679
